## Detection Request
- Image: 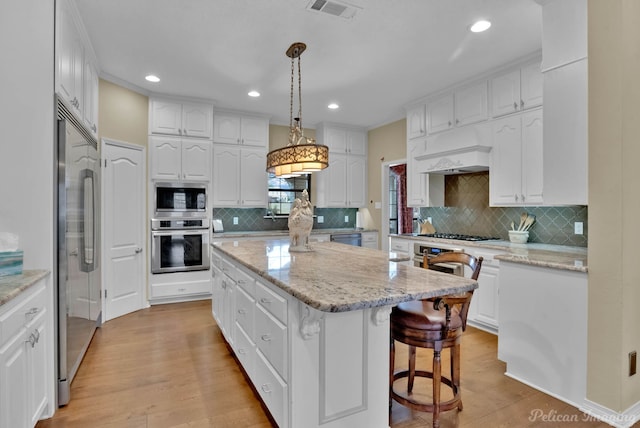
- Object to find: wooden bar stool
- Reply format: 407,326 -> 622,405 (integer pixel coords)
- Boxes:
390,252 -> 482,428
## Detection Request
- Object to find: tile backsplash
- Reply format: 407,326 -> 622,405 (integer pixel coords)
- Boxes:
212,207 -> 358,232
417,172 -> 588,247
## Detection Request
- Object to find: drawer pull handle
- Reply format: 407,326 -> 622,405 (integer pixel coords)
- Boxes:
238,348 -> 246,355
260,298 -> 272,304
178,288 -> 186,292
237,309 -> 246,315
261,384 -> 272,393
25,333 -> 36,348
33,329 -> 40,343
261,334 -> 272,342
26,307 -> 40,316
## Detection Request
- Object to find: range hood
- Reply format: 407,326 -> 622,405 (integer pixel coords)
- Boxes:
414,123 -> 492,175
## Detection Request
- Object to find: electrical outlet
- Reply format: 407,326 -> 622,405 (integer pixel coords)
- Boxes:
344,215 -> 349,223
630,351 -> 637,376
574,222 -> 583,235
317,216 -> 324,224
233,217 -> 239,225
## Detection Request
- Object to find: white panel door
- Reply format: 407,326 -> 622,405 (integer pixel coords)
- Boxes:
103,139 -> 146,321
240,148 -> 267,206
212,145 -> 241,206
490,115 -> 521,205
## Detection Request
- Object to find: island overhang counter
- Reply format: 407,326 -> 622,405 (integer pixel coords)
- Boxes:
210,239 -> 478,428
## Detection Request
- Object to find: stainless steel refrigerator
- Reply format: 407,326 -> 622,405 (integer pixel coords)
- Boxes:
55,97 -> 101,406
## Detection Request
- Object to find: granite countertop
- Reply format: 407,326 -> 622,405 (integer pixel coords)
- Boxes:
391,234 -> 588,273
212,240 -> 477,313
0,270 -> 50,307
212,228 -> 377,239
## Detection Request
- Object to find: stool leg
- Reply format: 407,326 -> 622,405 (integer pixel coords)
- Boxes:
408,345 -> 416,393
433,348 -> 442,428
453,341 -> 462,410
389,335 -> 395,422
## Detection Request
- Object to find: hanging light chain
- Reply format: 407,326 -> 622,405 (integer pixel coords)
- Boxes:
297,54 -> 303,130
289,54 -> 295,130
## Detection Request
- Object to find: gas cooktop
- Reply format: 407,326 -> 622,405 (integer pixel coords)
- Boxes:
416,233 -> 499,242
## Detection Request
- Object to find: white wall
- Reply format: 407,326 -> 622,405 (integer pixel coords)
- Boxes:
0,1 -> 55,270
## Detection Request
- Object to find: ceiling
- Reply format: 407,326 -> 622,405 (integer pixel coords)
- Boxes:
74,0 -> 542,129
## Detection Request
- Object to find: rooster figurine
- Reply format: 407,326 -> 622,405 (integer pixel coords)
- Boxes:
288,189 -> 314,252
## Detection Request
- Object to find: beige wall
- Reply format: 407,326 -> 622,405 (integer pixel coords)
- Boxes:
588,0 -> 640,411
364,119 -> 407,231
98,79 -> 148,147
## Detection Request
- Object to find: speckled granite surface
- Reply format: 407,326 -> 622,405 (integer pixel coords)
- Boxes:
391,234 -> 588,272
212,240 -> 477,313
212,228 -> 377,239
0,270 -> 50,307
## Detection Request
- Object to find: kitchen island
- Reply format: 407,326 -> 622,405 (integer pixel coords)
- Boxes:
210,239 -> 477,428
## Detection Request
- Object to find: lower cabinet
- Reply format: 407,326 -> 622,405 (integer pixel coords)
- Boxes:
361,231 -> 378,249
0,277 -> 52,428
149,270 -> 212,303
465,248 -> 500,333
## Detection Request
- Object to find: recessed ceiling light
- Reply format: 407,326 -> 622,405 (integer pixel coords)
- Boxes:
248,90 -> 261,98
470,20 -> 491,33
328,103 -> 339,110
145,74 -> 160,83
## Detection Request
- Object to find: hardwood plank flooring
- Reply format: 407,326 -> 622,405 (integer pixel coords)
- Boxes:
37,301 -> 613,428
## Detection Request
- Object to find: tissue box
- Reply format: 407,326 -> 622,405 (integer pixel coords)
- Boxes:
0,250 -> 23,277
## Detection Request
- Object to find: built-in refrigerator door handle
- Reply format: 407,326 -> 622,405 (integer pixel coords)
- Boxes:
79,168 -> 98,273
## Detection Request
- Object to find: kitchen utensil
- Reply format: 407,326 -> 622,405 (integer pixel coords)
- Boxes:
517,212 -> 527,231
522,215 -> 536,231
510,221 -> 515,231
509,230 -> 529,244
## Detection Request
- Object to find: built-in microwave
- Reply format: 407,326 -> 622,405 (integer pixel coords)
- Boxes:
154,182 -> 207,217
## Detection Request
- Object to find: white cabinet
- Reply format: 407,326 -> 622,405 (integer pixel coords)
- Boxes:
428,81 -> 488,134
406,104 -> 426,140
315,153 -> 366,208
361,231 -> 379,249
491,62 -> 543,118
55,0 -> 99,137
149,136 -> 211,181
454,81 -> 488,126
0,279 -> 51,428
490,109 -> 543,206
540,0 -> 587,72
406,139 -> 444,207
315,124 -> 367,208
465,249 -> 500,333
211,145 -> 267,207
213,113 -> 269,147
389,237 -> 412,264
150,98 -> 213,139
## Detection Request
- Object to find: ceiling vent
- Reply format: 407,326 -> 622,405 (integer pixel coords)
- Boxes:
307,0 -> 360,20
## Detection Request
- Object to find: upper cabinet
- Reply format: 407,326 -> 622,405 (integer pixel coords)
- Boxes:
428,81 -> 488,134
213,113 -> 269,147
150,98 -> 213,139
211,145 -> 267,207
55,0 -> 99,138
315,124 -> 368,208
406,104 -> 426,140
491,62 -> 543,118
540,0 -> 587,72
490,109 -> 543,206
406,139 -> 444,207
149,136 -> 211,182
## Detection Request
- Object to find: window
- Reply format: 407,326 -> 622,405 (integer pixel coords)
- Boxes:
267,174 -> 311,216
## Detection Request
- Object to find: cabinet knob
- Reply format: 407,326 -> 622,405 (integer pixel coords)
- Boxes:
135,247 -> 143,254
25,333 -> 36,348
513,102 -> 518,110
178,129 -> 182,135
448,121 -> 452,127
261,384 -> 273,394
261,334 -> 272,342
521,194 -> 525,202
455,119 -> 459,124
260,298 -> 272,304
183,129 -> 188,135
514,194 -> 518,202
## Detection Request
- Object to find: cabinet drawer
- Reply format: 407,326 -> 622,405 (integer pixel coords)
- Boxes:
210,251 -> 223,270
150,280 -> 211,298
255,281 -> 287,324
220,258 -> 238,282
255,304 -> 287,381
234,323 -> 255,378
390,239 -> 410,253
235,285 -> 255,337
255,350 -> 287,428
0,283 -> 46,344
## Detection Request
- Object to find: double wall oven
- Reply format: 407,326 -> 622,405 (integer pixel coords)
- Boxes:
151,182 -> 210,274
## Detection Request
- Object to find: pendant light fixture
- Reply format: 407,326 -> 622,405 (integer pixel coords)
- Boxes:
266,42 -> 329,178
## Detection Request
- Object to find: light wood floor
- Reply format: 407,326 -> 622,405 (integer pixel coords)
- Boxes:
37,300 -> 612,428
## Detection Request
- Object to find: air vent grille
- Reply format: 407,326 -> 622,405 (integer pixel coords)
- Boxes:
306,0 -> 359,20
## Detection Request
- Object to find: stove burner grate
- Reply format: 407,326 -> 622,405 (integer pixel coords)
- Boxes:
416,233 -> 499,242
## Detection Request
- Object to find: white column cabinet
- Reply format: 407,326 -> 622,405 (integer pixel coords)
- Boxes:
315,124 -> 367,208
490,109 -> 543,206
213,113 -> 269,147
150,99 -> 213,139
211,145 -> 267,207
149,136 -> 211,182
0,278 -> 52,428
491,62 -> 543,118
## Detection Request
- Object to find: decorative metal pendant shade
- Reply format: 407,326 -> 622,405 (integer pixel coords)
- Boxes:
266,42 -> 329,177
